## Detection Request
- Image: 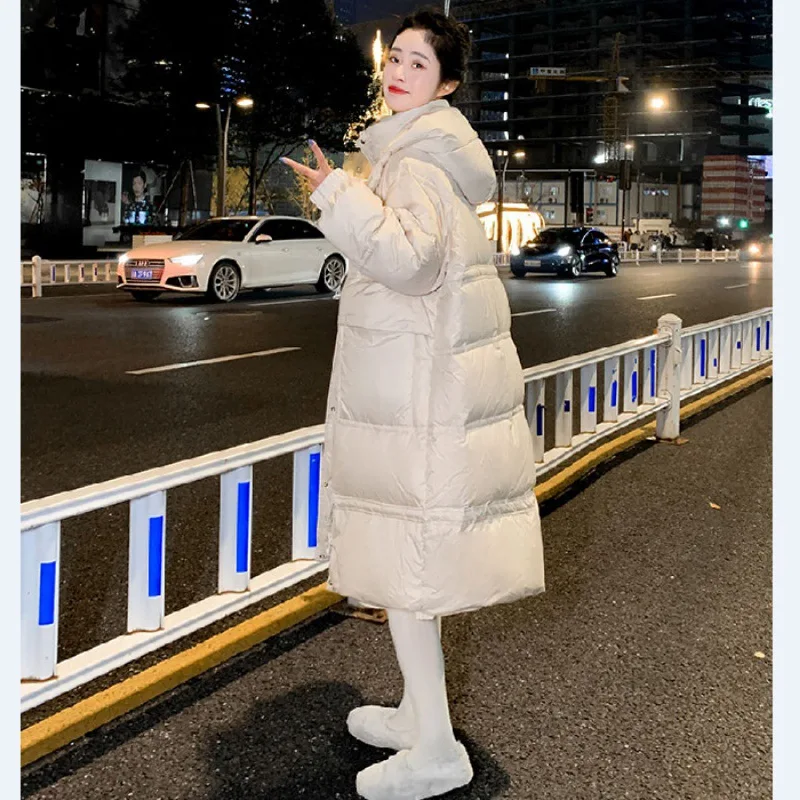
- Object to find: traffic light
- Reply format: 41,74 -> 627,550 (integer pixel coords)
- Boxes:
586,206 -> 594,223
738,218 -> 749,230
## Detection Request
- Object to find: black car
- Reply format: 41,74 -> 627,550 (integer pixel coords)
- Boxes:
510,227 -> 620,279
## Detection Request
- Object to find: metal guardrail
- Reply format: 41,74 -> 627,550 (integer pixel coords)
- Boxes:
19,308 -> 773,711
21,257 -> 119,297
620,248 -> 741,264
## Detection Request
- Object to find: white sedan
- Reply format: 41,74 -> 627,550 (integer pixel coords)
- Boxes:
116,216 -> 347,302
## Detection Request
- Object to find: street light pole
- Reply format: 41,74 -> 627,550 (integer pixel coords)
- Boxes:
215,103 -> 232,218
496,151 -> 509,254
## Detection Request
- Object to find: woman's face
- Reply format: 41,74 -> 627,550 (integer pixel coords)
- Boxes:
383,28 -> 458,113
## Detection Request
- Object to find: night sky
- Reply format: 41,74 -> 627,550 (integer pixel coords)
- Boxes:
356,0 -> 438,23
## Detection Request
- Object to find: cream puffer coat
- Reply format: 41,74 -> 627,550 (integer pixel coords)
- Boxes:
310,99 -> 544,617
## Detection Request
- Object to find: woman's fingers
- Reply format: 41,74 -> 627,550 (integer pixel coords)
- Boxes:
308,140 -> 331,174
281,157 -> 317,180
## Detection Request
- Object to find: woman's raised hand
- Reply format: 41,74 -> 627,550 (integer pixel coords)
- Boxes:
281,140 -> 333,192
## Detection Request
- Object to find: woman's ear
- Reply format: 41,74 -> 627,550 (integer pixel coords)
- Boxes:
437,80 -> 459,98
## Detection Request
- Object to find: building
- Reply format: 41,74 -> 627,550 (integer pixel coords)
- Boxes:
331,0 -> 357,25
451,0 -> 772,231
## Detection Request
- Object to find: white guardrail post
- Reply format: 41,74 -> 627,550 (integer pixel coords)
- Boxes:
127,491 -> 167,632
656,314 -> 682,441
695,249 -> 700,263
21,522 -> 61,680
292,445 -> 323,560
31,256 -> 42,298
218,466 -> 253,593
525,379 -> 545,462
580,364 -> 598,433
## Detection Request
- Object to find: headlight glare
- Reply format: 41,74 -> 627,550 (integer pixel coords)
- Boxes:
556,245 -> 572,257
169,254 -> 203,266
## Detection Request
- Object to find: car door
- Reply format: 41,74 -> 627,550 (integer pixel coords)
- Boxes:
594,231 -> 615,266
581,231 -> 602,269
287,220 -> 330,282
241,219 -> 296,287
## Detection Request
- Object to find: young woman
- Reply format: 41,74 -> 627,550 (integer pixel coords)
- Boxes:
283,9 -> 545,799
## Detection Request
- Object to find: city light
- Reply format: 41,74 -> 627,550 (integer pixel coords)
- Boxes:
648,94 -> 668,111
718,217 -> 731,227
513,150 -> 526,160
593,153 -> 606,164
235,97 -> 254,108
624,142 -> 634,151
195,102 -> 211,109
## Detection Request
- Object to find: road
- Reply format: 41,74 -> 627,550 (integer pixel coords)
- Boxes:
21,258 -> 773,670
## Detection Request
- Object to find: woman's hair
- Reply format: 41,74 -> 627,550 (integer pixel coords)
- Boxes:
391,8 -> 472,90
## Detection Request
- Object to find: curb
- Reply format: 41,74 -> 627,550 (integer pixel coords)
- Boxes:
21,364 -> 772,767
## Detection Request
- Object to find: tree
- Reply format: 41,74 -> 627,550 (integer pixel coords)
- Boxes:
117,0 -> 374,211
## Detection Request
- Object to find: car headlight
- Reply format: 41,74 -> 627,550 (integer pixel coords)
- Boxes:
556,245 -> 572,257
169,254 -> 203,266
118,252 -> 130,265
748,243 -> 761,255
510,245 -> 520,256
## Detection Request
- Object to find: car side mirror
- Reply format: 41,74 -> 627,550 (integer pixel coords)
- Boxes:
255,234 -> 273,244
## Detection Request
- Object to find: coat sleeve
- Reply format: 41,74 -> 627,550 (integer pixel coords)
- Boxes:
310,158 -> 453,296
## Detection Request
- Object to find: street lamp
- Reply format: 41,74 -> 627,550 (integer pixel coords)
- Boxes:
648,93 -> 668,112
496,149 -> 526,253
196,96 -> 255,217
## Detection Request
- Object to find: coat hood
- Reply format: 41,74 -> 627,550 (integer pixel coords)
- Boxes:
358,100 -> 497,206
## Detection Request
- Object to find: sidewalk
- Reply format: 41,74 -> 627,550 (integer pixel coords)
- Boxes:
22,384 -> 772,800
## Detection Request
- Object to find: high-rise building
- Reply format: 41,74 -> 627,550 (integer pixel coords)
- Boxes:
451,0 -> 772,226
332,0 -> 357,25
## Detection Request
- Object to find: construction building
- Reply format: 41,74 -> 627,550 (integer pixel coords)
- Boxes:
450,0 -> 772,231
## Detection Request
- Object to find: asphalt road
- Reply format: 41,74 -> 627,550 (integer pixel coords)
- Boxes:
20,259 -> 773,667
21,383 -> 773,800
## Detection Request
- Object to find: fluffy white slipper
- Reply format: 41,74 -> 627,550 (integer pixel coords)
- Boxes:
355,742 -> 473,800
347,705 -> 417,751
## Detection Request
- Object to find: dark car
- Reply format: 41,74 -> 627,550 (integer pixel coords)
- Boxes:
510,227 -> 620,279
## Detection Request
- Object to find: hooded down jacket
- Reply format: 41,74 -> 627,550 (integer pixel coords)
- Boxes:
309,99 -> 545,617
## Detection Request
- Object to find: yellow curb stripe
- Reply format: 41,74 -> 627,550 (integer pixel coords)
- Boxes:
22,364 -> 771,767
21,584 -> 342,767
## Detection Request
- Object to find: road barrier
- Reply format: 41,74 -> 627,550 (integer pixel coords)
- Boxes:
21,258 -> 119,297
19,307 -> 772,711
620,248 -> 741,265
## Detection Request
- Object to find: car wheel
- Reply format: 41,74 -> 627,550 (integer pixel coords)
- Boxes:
604,260 -> 619,277
316,255 -> 346,294
131,291 -> 161,302
511,268 -> 526,279
567,260 -> 581,279
207,261 -> 241,303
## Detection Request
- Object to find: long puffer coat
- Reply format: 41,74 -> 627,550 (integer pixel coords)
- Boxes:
310,99 -> 545,617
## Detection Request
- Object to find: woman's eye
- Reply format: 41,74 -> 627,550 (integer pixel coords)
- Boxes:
412,62 -> 424,69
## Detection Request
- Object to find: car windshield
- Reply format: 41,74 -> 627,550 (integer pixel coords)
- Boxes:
530,229 -> 578,246
175,219 -> 259,242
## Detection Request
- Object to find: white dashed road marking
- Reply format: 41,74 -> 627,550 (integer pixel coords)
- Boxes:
637,293 -> 677,301
511,308 -> 558,318
725,283 -> 751,290
127,347 -> 301,375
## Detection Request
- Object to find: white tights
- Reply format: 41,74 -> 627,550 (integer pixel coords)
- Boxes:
386,609 -> 457,755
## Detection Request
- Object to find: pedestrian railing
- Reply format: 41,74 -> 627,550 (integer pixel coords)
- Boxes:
20,307 -> 772,711
620,248 -> 741,264
21,257 -> 119,297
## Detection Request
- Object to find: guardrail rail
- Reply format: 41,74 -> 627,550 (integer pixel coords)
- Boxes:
21,257 -> 119,297
20,308 -> 772,711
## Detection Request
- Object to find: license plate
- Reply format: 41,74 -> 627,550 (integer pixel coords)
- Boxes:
132,269 -> 153,280
524,259 -> 541,267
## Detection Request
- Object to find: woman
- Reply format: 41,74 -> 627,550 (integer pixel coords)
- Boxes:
283,9 -> 544,799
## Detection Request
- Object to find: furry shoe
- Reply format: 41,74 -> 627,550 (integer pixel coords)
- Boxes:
347,705 -> 417,751
355,742 -> 473,800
